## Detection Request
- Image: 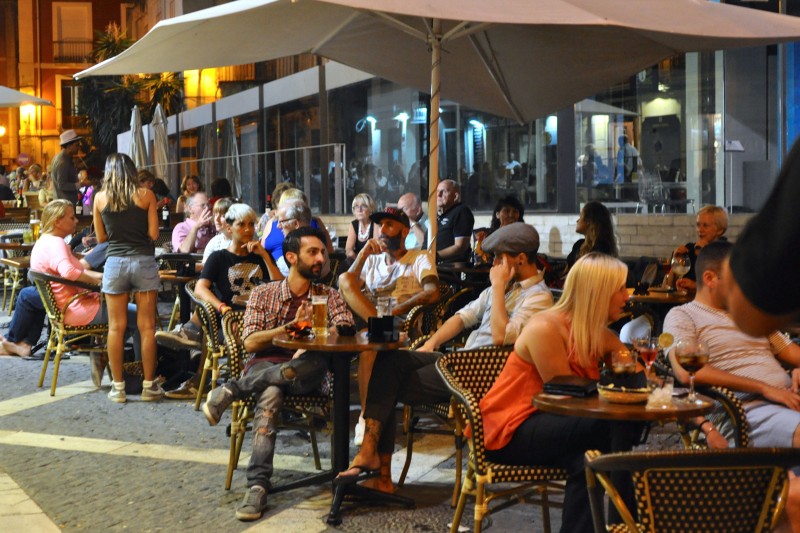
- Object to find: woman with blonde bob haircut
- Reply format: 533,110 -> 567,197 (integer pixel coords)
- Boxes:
480,253 -> 639,533
93,153 -> 161,404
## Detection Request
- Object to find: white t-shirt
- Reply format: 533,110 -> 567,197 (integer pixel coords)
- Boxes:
360,249 -> 437,306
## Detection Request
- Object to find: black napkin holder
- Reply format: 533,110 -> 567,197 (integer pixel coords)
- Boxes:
367,316 -> 397,342
543,375 -> 597,397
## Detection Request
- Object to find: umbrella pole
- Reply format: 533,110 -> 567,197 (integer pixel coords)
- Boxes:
427,19 -> 442,258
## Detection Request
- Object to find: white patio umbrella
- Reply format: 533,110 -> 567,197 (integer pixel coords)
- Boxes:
222,118 -> 241,198
129,105 -> 148,170
197,124 -> 216,191
150,103 -> 171,186
0,85 -> 52,107
74,0 -> 800,251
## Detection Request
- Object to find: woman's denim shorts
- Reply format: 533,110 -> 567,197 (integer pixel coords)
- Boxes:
102,255 -> 160,294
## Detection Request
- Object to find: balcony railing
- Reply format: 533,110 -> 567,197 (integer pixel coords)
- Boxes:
53,40 -> 93,63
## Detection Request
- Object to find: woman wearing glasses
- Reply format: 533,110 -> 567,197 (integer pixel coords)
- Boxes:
345,193 -> 378,262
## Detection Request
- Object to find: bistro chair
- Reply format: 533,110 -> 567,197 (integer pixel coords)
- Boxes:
585,447 -> 800,533
29,270 -> 109,396
679,385 -> 750,449
396,335 -> 464,507
401,281 -> 454,341
184,280 -> 228,411
0,223 -> 33,312
653,351 -> 751,448
220,311 -> 330,490
436,348 -> 566,533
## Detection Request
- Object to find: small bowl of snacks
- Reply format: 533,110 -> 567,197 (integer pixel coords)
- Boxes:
597,383 -> 651,404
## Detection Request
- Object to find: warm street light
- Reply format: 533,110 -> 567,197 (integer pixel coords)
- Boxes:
0,125 -> 5,168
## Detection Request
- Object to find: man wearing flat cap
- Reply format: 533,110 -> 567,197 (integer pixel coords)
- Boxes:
335,221 -> 553,492
339,206 -> 441,445
51,130 -> 83,203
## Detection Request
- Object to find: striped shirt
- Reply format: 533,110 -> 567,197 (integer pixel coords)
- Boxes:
663,301 -> 792,403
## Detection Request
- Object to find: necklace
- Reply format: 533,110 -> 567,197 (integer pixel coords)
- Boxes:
358,222 -> 370,241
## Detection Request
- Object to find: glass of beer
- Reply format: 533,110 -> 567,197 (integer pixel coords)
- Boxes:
30,218 -> 40,241
311,294 -> 328,338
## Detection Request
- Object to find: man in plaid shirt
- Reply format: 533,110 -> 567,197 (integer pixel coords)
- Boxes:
202,226 -> 354,521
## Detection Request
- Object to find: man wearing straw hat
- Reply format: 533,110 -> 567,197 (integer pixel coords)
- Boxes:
51,129 -> 83,203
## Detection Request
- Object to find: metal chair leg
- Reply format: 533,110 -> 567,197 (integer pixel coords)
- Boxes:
49,330 -> 67,396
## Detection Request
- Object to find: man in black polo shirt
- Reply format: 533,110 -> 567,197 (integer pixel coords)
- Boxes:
435,179 -> 474,263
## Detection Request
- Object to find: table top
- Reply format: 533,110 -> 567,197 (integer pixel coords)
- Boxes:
273,330 -> 407,353
0,241 -> 33,251
628,287 -> 692,305
0,255 -> 31,269
533,392 -> 713,421
159,269 -> 199,283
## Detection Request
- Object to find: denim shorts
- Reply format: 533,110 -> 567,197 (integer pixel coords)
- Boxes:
102,255 -> 160,294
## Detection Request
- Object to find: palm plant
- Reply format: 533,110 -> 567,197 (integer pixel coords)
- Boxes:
78,23 -> 184,158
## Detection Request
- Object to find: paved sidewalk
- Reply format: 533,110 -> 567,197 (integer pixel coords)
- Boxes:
0,352 -> 565,532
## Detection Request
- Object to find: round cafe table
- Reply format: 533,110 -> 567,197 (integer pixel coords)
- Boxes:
273,331 -> 412,525
534,390 -> 713,527
533,391 -> 713,421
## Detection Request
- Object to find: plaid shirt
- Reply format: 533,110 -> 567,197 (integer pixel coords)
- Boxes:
242,279 -> 354,362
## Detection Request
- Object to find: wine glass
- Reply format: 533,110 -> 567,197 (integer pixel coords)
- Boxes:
328,226 -> 337,248
633,336 -> 659,383
674,339 -> 709,404
671,252 -> 690,295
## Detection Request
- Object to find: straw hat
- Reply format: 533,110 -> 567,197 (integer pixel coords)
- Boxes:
59,130 -> 83,146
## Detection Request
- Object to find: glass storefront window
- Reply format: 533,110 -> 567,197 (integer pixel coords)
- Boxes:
574,52 -> 723,214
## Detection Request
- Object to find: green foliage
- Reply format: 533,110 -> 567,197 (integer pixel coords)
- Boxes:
78,23 -> 184,158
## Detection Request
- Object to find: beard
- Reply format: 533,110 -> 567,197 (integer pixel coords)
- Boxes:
297,260 -> 322,280
380,234 -> 404,252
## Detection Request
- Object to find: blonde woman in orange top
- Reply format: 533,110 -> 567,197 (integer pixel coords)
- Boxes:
480,252 -> 638,533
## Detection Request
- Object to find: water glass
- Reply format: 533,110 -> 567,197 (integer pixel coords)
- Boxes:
376,296 -> 393,317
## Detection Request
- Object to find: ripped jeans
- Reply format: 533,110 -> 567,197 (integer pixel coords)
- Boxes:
225,352 -> 329,489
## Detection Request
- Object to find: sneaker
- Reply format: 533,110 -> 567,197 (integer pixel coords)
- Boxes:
236,485 -> 268,521
155,322 -> 202,350
141,380 -> 166,402
165,379 -> 199,400
203,385 -> 234,426
108,387 -> 127,404
90,352 -> 108,388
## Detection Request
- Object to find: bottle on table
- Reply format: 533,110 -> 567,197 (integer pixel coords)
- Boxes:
161,203 -> 170,228
75,193 -> 83,216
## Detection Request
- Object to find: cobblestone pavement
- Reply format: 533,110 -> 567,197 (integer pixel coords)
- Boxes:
0,307 -> 685,532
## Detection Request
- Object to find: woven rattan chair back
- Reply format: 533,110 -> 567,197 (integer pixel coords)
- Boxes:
185,280 -> 227,410
586,447 -> 799,533
436,348 -> 567,533
29,270 -> 108,396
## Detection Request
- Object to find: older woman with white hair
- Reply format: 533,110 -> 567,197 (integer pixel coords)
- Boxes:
674,205 -> 728,293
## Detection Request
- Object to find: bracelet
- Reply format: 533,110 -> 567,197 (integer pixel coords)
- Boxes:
699,419 -> 714,433
218,302 -> 229,314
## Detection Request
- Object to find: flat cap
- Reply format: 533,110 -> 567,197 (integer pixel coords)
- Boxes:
482,222 -> 540,255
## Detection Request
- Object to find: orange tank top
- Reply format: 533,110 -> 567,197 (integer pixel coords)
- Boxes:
480,350 -> 599,451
